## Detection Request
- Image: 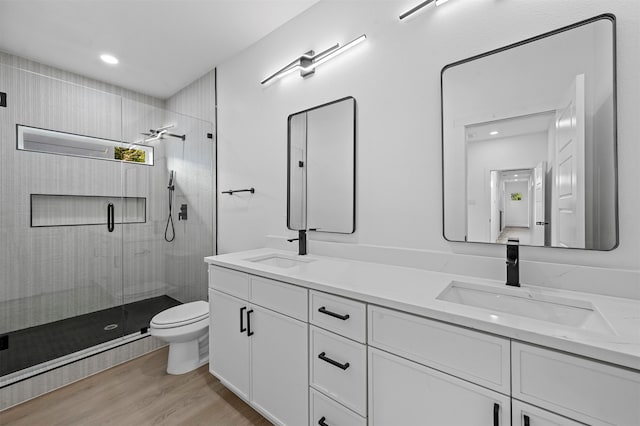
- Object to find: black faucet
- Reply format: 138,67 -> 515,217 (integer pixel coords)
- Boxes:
287,230 -> 307,256
506,238 -> 520,287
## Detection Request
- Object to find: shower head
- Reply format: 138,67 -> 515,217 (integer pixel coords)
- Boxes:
139,124 -> 185,143
168,170 -> 175,190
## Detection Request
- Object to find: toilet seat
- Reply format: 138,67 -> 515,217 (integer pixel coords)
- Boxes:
151,301 -> 209,329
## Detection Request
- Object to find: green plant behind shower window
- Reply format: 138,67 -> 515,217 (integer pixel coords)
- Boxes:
114,147 -> 146,163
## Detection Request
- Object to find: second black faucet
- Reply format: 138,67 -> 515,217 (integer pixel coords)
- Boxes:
287,230 -> 307,256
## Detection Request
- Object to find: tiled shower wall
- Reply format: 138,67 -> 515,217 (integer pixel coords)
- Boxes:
0,52 -> 215,332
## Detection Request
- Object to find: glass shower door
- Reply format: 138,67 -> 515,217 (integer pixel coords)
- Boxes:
120,101 -> 214,321
0,64 -> 126,383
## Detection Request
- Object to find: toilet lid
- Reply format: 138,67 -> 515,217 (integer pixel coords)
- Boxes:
151,301 -> 209,329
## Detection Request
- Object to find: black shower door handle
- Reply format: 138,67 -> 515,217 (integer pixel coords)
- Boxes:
107,203 -> 115,232
493,403 -> 500,426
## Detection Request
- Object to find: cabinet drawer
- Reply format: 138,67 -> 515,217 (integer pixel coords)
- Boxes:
369,347 -> 510,426
310,388 -> 366,426
209,266 -> 249,300
368,305 -> 510,394
250,275 -> 307,321
513,342 -> 640,426
310,290 -> 366,343
512,400 -> 584,426
310,326 -> 367,416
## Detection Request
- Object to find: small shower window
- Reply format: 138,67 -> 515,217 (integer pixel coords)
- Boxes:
16,125 -> 154,165
114,147 -> 146,163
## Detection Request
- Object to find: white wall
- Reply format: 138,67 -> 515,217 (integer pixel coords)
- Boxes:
217,0 -> 640,297
505,180 -> 530,227
466,132 -> 547,242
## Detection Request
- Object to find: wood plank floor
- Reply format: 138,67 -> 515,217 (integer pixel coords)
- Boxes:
0,347 -> 272,426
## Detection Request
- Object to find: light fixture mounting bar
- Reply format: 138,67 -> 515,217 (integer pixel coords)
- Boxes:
399,0 -> 435,19
260,35 -> 366,85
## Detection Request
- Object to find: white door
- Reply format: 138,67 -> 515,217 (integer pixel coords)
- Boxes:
553,74 -> 585,248
209,289 -> 250,400
532,161 -> 546,246
368,347 -> 510,426
490,170 -> 500,242
250,304 -> 308,426
512,400 -> 584,426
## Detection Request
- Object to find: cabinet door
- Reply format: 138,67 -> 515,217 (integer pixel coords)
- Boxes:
369,347 -> 510,426
209,289 -> 250,400
512,400 -> 585,426
250,304 -> 308,426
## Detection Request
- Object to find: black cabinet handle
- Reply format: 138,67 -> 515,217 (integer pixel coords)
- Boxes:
523,414 -> 530,426
318,352 -> 350,370
107,203 -> 115,232
318,306 -> 350,321
318,416 -> 329,426
240,306 -> 247,333
493,403 -> 500,426
247,309 -> 254,336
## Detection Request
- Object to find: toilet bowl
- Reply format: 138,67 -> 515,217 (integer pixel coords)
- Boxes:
150,301 -> 209,375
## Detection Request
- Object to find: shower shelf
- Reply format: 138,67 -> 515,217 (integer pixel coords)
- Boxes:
30,194 -> 146,227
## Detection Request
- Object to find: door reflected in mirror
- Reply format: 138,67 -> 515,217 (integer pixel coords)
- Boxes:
287,97 -> 356,234
442,15 -> 617,250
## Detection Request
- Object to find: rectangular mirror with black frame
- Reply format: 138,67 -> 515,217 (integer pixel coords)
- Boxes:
287,96 -> 356,234
441,15 -> 617,250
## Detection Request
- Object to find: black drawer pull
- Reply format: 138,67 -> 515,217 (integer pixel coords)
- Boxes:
318,352 -> 350,370
318,306 -> 350,321
523,414 -> 530,426
240,306 -> 247,333
247,309 -> 254,336
493,403 -> 500,426
318,416 -> 329,426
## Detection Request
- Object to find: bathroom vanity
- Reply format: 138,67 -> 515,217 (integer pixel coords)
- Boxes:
205,249 -> 640,426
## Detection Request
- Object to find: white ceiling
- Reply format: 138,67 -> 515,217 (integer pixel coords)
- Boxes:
466,112 -> 555,143
0,0 -> 320,99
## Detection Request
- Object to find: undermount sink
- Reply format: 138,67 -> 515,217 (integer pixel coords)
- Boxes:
246,254 -> 315,269
437,281 -> 615,334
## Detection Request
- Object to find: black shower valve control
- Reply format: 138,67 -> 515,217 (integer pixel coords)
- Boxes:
178,204 -> 188,221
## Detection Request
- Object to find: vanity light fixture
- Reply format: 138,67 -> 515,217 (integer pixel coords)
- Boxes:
100,54 -> 119,65
260,34 -> 366,85
399,0 -> 452,20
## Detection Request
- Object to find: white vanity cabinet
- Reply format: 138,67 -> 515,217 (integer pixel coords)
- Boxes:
308,290 -> 368,425
512,342 -> 640,426
511,400 -> 585,426
209,289 -> 251,400
208,266 -> 309,426
367,305 -> 511,426
369,347 -> 510,426
206,253 -> 640,426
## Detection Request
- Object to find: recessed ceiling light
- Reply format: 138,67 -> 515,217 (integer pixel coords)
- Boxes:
514,174 -> 518,177
489,130 -> 499,136
100,54 -> 119,65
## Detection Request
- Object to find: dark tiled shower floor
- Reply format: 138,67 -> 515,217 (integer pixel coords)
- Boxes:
0,295 -> 181,377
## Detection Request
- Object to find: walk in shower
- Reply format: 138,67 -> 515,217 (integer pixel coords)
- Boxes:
0,63 -> 214,385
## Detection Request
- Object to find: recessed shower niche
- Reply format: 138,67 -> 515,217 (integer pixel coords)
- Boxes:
30,194 -> 146,227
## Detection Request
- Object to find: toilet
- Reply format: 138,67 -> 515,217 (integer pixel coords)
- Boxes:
150,301 -> 209,375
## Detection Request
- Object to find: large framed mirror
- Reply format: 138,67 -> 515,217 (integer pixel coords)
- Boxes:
287,96 -> 356,234
442,15 -> 617,250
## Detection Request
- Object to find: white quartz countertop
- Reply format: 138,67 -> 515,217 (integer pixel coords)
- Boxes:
205,248 -> 640,371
